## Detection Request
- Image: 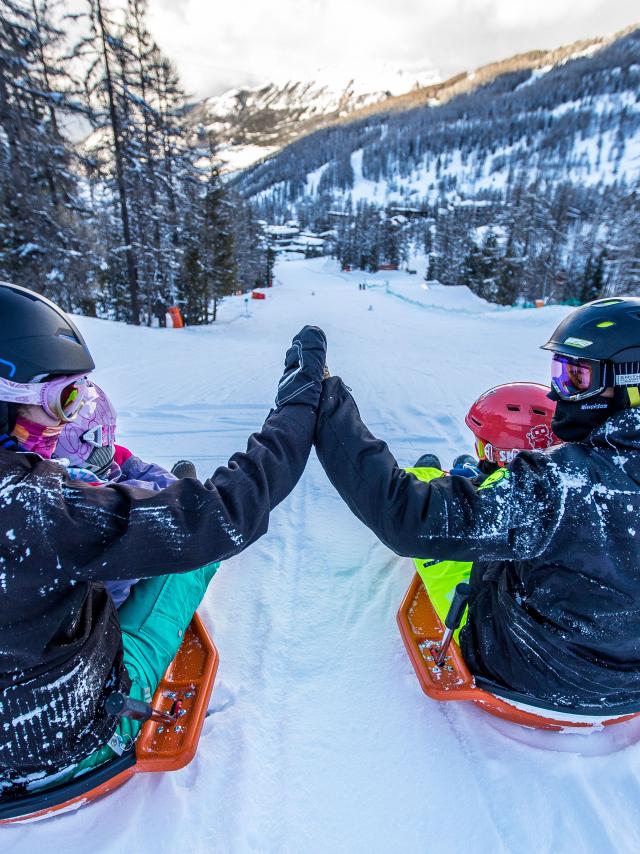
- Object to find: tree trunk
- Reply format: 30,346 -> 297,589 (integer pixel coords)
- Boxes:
95,0 -> 140,324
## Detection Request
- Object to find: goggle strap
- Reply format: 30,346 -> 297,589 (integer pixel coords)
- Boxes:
614,361 -> 640,387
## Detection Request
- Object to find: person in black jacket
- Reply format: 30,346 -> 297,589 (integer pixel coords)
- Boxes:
0,282 -> 327,791
315,297 -> 640,715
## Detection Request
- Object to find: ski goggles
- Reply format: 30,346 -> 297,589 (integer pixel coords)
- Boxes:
475,438 -> 517,466
0,374 -> 90,423
550,353 -> 607,401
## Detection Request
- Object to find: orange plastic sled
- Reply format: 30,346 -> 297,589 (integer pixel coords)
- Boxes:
397,573 -> 640,732
0,613 -> 218,825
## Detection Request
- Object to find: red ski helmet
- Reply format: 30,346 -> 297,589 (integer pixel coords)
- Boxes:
465,382 -> 559,466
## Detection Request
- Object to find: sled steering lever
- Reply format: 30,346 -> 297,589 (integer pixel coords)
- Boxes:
433,582 -> 471,667
105,691 -> 183,725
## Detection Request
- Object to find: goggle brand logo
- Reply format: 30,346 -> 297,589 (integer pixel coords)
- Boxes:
483,443 -> 517,464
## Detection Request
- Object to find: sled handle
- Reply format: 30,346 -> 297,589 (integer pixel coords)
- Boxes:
106,691 -> 183,725
435,582 -> 471,666
445,583 -> 471,631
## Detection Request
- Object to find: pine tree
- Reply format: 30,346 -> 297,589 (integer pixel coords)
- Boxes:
204,160 -> 237,321
580,250 -> 606,302
0,0 -> 87,307
94,0 -> 140,320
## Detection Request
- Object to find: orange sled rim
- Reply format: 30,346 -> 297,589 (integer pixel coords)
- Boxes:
0,612 -> 219,825
397,573 -> 640,732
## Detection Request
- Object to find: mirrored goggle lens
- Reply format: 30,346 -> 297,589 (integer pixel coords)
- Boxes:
53,378 -> 89,421
551,354 -> 600,400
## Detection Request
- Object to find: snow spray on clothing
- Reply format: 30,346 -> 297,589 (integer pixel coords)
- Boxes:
315,375 -> 640,713
63,447 -> 180,607
27,561 -> 220,792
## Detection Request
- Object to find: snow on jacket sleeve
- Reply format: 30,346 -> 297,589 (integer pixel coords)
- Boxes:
314,377 -> 563,563
19,403 -> 316,583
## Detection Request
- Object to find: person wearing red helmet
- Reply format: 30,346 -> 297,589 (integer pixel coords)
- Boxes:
466,382 -> 559,470
315,297 -> 640,715
407,383 -> 560,637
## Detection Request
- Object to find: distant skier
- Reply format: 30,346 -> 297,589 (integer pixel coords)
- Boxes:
315,297 -> 640,714
0,282 -> 326,792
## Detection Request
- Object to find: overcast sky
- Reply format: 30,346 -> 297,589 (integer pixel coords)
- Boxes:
146,0 -> 638,100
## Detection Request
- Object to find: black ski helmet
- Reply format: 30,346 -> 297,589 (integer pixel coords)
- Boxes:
542,297 -> 640,363
0,282 -> 95,384
542,297 -> 640,404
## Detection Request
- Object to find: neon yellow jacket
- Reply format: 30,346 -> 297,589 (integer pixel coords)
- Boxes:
405,467 -> 473,639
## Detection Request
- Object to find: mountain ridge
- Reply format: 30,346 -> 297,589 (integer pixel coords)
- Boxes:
234,24 -> 640,306
187,22 -> 638,174
184,66 -> 440,172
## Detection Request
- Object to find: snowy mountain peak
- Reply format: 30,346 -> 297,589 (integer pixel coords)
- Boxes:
186,65 -> 440,173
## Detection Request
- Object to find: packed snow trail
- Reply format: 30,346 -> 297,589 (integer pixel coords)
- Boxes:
7,258 -> 640,853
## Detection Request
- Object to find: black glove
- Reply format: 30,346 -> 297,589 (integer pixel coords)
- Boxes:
275,326 -> 327,409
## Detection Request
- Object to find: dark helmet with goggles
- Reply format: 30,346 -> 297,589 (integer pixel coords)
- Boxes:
542,297 -> 640,405
0,283 -> 95,441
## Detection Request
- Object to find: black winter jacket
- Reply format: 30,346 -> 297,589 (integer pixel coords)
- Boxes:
0,403 -> 316,785
315,377 -> 640,713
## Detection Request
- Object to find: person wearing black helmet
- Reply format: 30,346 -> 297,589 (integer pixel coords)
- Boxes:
315,296 -> 640,718
542,296 -> 640,439
0,282 -> 327,792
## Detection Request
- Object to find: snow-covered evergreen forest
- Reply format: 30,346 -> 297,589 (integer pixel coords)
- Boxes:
0,0 -> 270,325
2,2 -> 639,319
238,27 -> 640,305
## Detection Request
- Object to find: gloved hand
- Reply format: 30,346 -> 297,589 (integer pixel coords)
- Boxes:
275,326 -> 327,409
450,454 -> 482,479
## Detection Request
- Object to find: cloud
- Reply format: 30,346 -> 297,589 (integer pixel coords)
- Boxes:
146,0 -> 638,98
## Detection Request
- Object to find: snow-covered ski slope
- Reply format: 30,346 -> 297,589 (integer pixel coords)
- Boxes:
8,258 -> 640,853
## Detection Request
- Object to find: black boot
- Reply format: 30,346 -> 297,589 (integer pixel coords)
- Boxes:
414,453 -> 442,469
171,459 -> 197,479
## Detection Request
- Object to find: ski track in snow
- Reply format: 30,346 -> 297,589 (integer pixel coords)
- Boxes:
6,258 -> 640,853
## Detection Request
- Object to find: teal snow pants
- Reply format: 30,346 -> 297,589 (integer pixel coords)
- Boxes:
44,562 -> 220,786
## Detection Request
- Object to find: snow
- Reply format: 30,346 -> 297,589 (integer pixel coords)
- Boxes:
516,65 -> 553,89
7,257 -> 640,852
265,225 -> 299,238
191,63 -> 441,175
272,89 -> 640,210
306,162 -> 330,194
473,224 -> 509,247
215,143 -> 279,174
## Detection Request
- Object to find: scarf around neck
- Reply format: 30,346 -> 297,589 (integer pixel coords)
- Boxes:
11,416 -> 64,459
